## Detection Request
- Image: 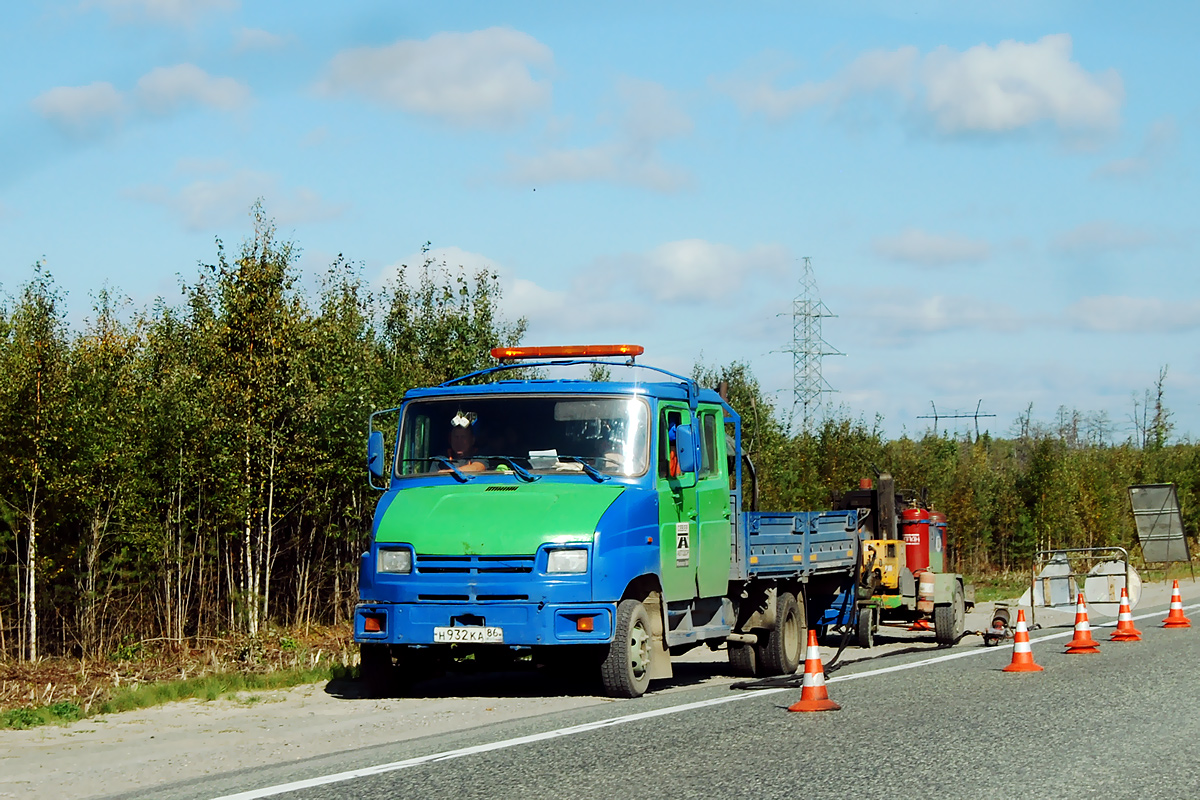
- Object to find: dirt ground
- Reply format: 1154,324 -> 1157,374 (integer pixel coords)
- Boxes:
3,576 -> 1195,800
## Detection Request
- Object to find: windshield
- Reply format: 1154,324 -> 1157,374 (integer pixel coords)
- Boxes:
396,394 -> 651,478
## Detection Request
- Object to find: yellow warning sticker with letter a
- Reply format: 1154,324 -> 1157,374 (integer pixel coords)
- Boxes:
675,522 -> 690,567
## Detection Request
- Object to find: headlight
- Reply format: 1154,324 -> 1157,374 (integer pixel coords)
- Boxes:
377,548 -> 412,574
547,549 -> 588,574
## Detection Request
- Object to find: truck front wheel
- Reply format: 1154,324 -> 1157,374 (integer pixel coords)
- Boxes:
600,599 -> 654,698
759,592 -> 804,676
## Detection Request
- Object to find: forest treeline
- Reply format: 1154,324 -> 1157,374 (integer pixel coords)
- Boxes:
2,208 -> 1197,662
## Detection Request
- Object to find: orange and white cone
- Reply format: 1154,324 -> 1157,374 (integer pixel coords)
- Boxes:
908,618 -> 934,632
787,629 -> 841,712
1162,580 -> 1191,629
1110,587 -> 1142,642
1064,593 -> 1100,654
1002,609 -> 1043,672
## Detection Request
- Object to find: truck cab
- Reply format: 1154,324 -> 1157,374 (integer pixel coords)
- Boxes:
356,348 -> 741,697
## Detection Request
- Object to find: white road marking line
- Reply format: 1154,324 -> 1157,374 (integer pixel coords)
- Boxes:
210,601 -> 1200,800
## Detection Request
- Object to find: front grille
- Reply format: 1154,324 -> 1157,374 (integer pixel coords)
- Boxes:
415,554 -> 534,574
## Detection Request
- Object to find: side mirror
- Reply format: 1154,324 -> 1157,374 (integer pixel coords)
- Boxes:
674,425 -> 697,474
367,430 -> 386,485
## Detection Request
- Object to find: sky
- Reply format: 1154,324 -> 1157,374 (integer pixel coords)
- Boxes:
2,1 -> 1198,443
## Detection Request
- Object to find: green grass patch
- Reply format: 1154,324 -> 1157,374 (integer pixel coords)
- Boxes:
1,701 -> 82,730
2,664 -> 354,731
967,572 -> 1031,604
95,665 -> 338,715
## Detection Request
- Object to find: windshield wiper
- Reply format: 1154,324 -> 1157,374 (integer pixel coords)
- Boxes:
559,456 -> 611,483
429,456 -> 475,482
484,455 -> 540,482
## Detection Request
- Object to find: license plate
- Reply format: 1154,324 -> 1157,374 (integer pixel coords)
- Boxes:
433,626 -> 503,644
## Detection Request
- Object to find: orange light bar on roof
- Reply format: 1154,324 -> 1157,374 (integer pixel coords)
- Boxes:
490,344 -> 644,360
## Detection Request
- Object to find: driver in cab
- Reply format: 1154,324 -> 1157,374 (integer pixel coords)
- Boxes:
444,412 -> 486,473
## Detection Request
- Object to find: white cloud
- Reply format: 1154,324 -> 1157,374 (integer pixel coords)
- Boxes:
718,47 -> 918,121
1050,221 -> 1156,256
34,65 -> 249,137
316,27 -> 553,128
721,34 -> 1123,137
233,27 -> 289,53
921,35 -> 1122,134
31,82 -> 125,132
1093,117 -> 1178,179
858,288 -> 1022,339
82,0 -> 236,25
872,228 -> 990,267
505,78 -> 694,192
136,64 -> 251,114
373,246 -> 637,335
597,239 -> 790,304
1066,296 -> 1200,333
128,167 -> 344,231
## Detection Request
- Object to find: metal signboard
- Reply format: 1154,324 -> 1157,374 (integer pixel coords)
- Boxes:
1128,484 -> 1189,563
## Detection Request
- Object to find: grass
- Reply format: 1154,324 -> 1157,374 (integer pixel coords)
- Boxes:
1,664 -> 354,731
967,559 -> 1197,604
0,701 -> 83,730
967,572 -> 1031,603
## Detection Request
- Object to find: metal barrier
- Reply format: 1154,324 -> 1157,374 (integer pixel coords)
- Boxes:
1028,547 -> 1134,628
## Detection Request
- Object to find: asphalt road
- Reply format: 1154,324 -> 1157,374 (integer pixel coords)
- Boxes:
120,600 -> 1200,800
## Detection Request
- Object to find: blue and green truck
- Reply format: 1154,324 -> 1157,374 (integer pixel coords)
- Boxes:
355,345 -> 868,698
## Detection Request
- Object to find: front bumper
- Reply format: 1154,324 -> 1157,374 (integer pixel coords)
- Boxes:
354,601 -> 616,646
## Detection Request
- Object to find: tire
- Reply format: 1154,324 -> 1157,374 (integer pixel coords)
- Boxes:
360,643 -> 394,698
600,599 -> 654,698
728,641 -> 758,677
758,592 -> 805,676
934,582 -> 966,646
857,606 -> 875,649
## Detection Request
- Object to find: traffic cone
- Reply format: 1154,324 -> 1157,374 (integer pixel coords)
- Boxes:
1002,609 -> 1043,672
1064,593 -> 1100,654
1110,587 -> 1142,642
908,618 -> 934,632
1162,580 -> 1191,629
787,629 -> 841,712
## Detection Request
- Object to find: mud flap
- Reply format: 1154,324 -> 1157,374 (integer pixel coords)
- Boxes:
643,592 -> 674,679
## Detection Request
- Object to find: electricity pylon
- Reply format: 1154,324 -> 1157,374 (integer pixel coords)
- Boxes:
783,257 -> 841,432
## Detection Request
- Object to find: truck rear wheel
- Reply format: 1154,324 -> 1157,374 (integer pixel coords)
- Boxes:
600,599 -> 654,698
360,643 -> 394,698
934,582 -> 965,646
728,642 -> 758,676
758,592 -> 804,676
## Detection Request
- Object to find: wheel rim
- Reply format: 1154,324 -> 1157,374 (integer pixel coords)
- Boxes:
629,621 -> 650,679
782,607 -> 800,662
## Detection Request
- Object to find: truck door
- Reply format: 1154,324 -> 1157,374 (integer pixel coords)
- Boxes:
657,403 -> 699,602
695,406 -> 732,597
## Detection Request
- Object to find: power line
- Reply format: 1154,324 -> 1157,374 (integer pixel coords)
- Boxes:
917,400 -> 996,439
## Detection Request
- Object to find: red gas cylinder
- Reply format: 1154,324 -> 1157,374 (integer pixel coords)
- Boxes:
900,507 -> 931,573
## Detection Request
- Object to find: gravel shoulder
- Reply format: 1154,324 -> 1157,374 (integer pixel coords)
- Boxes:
3,576 -> 1194,800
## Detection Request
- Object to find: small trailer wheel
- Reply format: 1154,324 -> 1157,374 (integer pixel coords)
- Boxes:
857,606 -> 875,649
